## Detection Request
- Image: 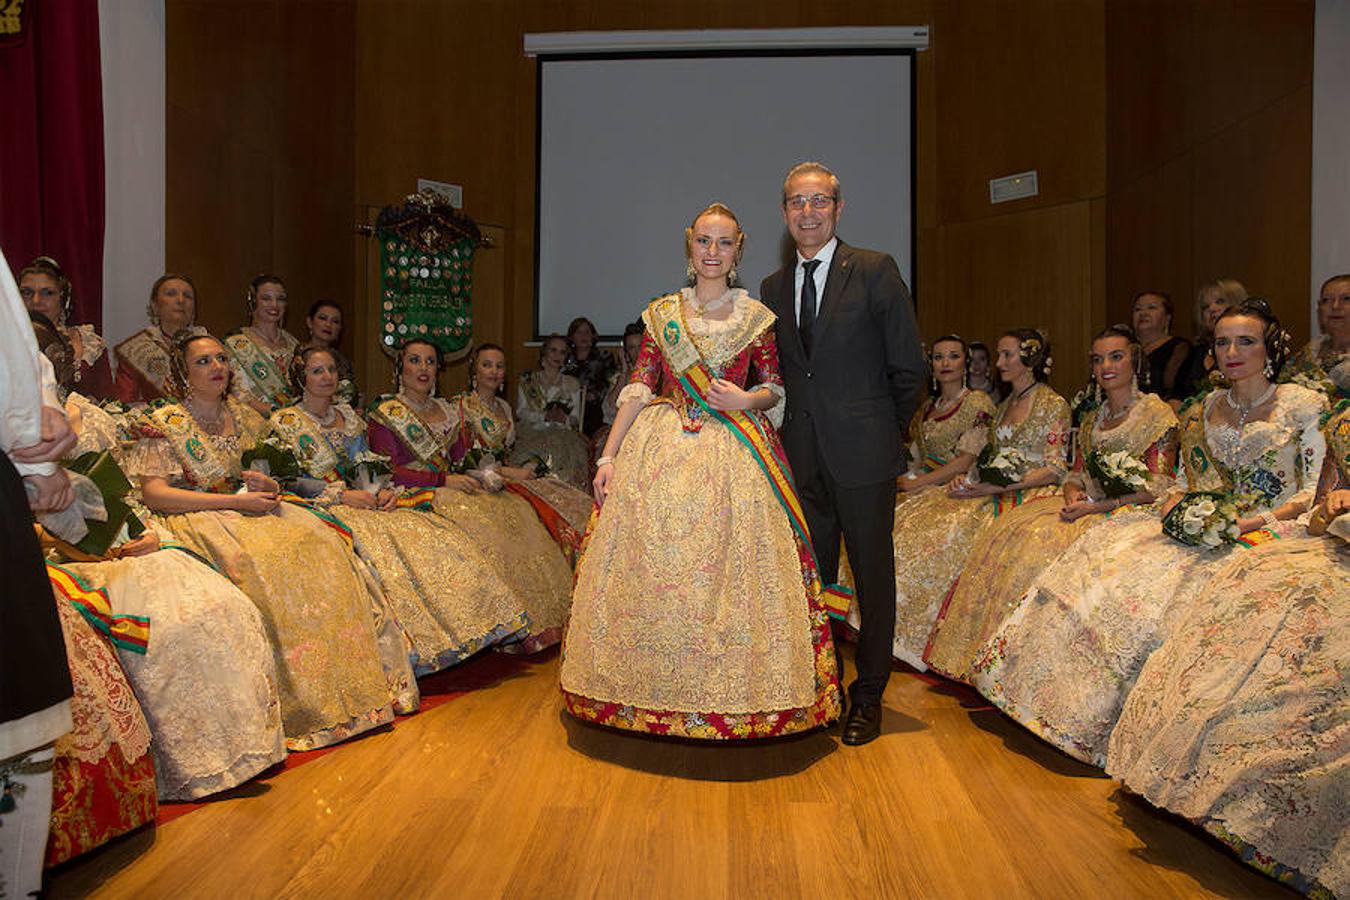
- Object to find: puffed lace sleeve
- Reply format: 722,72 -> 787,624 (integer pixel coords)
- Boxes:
748,329 -> 786,429
123,436 -> 183,482
617,331 -> 662,409
1283,385 -> 1328,511
66,393 -> 119,456
1140,426 -> 1180,497
955,406 -> 994,459
1037,391 -> 1072,479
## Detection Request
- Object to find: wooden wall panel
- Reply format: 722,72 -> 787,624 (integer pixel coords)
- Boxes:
1104,153 -> 1193,333
935,202 -> 1097,395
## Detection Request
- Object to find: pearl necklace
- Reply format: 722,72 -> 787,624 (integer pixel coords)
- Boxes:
301,402 -> 338,427
687,287 -> 735,317
1225,381 -> 1278,430
933,387 -> 968,413
186,397 -> 227,431
399,390 -> 438,416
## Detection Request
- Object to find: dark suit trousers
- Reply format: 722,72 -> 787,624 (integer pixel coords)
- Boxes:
791,433 -> 897,707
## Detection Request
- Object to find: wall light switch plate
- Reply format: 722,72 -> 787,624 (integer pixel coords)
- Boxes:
989,170 -> 1038,204
417,178 -> 463,208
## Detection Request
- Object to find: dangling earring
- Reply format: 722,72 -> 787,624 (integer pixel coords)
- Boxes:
931,373 -> 938,393
1263,359 -> 1274,379
727,265 -> 738,286
1094,381 -> 1103,405
685,260 -> 696,284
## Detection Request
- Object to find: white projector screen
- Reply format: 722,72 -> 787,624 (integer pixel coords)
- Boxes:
535,52 -> 914,338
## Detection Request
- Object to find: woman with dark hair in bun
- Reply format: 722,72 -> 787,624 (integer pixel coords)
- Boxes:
975,299 -> 1327,767
17,256 -> 113,398
300,299 -> 361,408
925,324 -> 1178,683
127,332 -> 415,751
884,328 -> 1071,671
226,274 -> 301,416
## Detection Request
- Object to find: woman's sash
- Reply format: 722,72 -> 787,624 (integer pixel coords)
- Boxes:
47,563 -> 149,654
115,328 -> 181,399
226,331 -> 292,408
369,396 -> 451,471
142,400 -> 235,491
648,293 -> 852,618
271,406 -> 344,480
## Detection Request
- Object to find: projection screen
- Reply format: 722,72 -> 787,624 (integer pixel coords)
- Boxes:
534,50 -> 915,338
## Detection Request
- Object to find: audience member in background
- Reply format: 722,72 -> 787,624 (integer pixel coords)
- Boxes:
227,274 -> 300,416
129,332 -> 409,751
966,340 -> 1000,398
1131,290 -> 1189,401
114,274 -> 205,404
301,300 -> 361,408
1173,277 -> 1247,404
1281,273 -> 1349,397
591,320 -> 646,469
18,256 -> 113,399
512,334 -> 590,491
563,316 -> 617,438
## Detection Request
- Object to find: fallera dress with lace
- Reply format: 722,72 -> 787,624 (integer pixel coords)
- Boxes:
972,384 -> 1327,766
924,392 -> 1178,683
560,289 -> 840,739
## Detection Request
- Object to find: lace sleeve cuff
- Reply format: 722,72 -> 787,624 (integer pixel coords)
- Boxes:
759,382 -> 785,429
123,437 -> 182,481
617,382 -> 654,409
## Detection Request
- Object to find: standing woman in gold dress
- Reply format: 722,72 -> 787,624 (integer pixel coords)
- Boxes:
227,274 -> 301,416
368,339 -> 576,654
561,202 -> 840,740
270,347 -> 531,674
128,333 -> 415,750
923,325 -> 1178,682
885,329 -> 1071,671
113,274 -> 204,404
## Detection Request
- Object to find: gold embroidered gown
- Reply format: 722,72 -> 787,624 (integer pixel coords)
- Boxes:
886,383 -> 1071,670
368,392 -> 576,653
127,399 -> 413,751
1103,399 -> 1350,897
270,401 -> 530,675
561,290 -> 840,739
924,392 -> 1178,683
973,384 -> 1327,766
511,369 -> 591,491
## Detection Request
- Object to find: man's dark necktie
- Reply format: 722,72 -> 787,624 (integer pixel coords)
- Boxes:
799,259 -> 821,356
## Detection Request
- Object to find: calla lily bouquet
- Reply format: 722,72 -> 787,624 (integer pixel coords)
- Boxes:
1085,449 -> 1150,498
347,449 -> 392,495
976,445 -> 1029,487
1162,491 -> 1241,549
241,434 -> 302,483
454,447 -> 508,492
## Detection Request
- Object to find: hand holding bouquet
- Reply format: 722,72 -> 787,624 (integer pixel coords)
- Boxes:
241,434 -> 302,484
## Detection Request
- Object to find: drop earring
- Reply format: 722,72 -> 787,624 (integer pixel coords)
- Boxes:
685,261 -> 696,284
1263,359 -> 1274,380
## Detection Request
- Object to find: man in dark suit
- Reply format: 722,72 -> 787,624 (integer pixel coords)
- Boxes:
761,162 -> 925,746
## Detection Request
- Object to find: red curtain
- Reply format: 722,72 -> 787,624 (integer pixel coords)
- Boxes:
0,0 -> 105,330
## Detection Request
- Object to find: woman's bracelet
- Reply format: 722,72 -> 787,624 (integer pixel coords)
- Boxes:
596,456 -> 615,467
1260,510 -> 1279,530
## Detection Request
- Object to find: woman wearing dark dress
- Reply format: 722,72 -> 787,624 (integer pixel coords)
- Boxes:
1173,277 -> 1247,405
562,316 -> 617,438
1131,290 -> 1189,401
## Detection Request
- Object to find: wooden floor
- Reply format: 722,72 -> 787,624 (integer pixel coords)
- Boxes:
49,649 -> 1291,899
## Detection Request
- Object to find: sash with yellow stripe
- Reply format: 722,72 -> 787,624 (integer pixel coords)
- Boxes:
648,293 -> 853,619
47,563 -> 149,655
369,396 -> 453,472
225,331 -> 293,409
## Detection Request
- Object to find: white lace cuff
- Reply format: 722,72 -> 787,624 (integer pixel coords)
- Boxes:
617,382 -> 654,409
758,382 -> 785,429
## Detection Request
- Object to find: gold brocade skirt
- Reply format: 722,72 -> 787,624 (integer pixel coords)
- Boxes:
561,404 -> 824,726
889,484 -> 1059,670
431,488 -> 574,653
923,497 -> 1106,683
154,503 -> 400,751
336,506 -> 530,674
511,424 -> 592,493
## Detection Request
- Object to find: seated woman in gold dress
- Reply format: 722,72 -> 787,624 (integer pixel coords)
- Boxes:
113,274 -> 205,404
885,329 -> 1071,670
1105,367 -> 1349,898
899,335 -> 997,495
560,202 -> 840,740
367,339 -> 576,653
226,274 -> 301,416
18,256 -> 113,399
270,347 -> 531,674
127,333 -> 415,751
510,335 -> 591,492
974,300 -> 1326,767
924,325 -> 1178,683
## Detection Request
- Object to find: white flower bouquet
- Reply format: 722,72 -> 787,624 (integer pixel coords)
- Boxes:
1085,448 -> 1150,498
349,449 -> 392,495
975,445 -> 1030,487
1162,491 -> 1241,549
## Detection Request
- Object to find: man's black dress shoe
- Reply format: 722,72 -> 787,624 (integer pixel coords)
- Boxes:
841,703 -> 882,746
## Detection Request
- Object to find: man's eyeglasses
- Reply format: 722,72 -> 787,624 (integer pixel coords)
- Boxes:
785,194 -> 836,211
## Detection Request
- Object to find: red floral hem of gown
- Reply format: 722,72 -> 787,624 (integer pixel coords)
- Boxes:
45,745 -> 157,867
